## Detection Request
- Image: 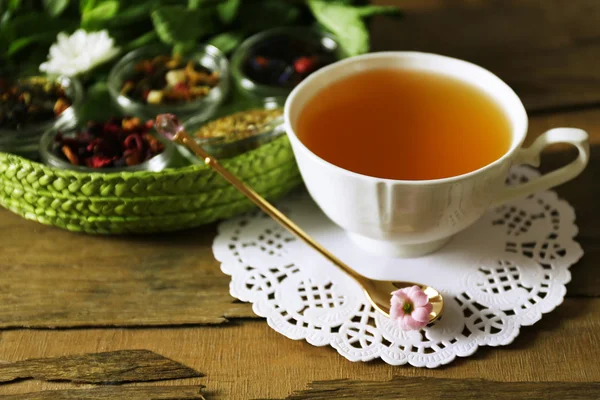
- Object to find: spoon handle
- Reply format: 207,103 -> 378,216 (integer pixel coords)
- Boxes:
174,131 -> 365,283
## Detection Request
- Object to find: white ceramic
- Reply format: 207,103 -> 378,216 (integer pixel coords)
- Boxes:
284,52 -> 590,258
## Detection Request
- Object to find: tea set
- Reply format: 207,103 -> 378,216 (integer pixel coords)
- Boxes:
157,52 -> 590,330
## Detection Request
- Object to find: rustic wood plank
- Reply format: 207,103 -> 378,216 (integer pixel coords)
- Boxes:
372,0 -> 600,112
0,350 -> 201,384
0,386 -> 205,400
0,298 -> 599,399
0,218 -> 256,328
281,376 -> 600,400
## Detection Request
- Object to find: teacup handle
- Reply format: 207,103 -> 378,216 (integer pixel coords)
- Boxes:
494,128 -> 590,206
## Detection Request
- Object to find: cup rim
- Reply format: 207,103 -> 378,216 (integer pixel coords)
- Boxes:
284,51 -> 529,186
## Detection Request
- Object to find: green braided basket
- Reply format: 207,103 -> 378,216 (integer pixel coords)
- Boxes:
0,135 -> 301,234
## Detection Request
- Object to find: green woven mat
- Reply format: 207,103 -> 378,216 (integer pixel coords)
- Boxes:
0,135 -> 302,234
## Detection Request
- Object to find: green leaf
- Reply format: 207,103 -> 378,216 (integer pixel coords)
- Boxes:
0,12 -> 14,57
22,45 -> 51,75
308,1 -> 400,55
104,1 -> 156,28
8,12 -> 74,39
308,0 -> 369,56
187,0 -> 205,9
2,12 -> 77,58
206,31 -> 243,54
7,35 -> 39,55
0,9 -> 12,30
81,0 -> 119,29
123,31 -> 158,51
172,40 -> 196,57
355,5 -> 401,18
238,0 -> 301,32
79,81 -> 122,121
79,0 -> 95,13
8,0 -> 21,11
43,0 -> 70,17
340,0 -> 371,4
151,5 -> 218,45
217,0 -> 240,25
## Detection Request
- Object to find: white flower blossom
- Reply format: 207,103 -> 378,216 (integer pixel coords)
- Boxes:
40,29 -> 120,77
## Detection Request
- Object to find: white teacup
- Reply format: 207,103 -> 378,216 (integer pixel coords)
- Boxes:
284,52 -> 590,258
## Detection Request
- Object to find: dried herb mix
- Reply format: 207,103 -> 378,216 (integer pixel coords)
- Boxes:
120,55 -> 220,105
0,77 -> 71,130
55,117 -> 165,169
194,108 -> 283,144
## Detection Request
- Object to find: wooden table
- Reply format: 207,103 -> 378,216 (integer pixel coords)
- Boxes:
1,1 -> 600,399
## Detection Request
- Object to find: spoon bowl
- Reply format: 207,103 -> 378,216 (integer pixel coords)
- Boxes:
361,279 -> 443,321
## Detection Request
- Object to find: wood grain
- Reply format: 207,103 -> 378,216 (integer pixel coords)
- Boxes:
0,386 -> 205,400
0,219 -> 256,328
0,350 -> 201,384
282,376 -> 600,400
372,0 -> 600,112
0,298 -> 599,398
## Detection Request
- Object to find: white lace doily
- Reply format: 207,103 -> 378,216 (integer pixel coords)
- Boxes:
213,166 -> 582,368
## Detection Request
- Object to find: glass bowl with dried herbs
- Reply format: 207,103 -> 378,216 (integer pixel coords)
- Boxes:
39,117 -> 174,173
108,44 -> 229,122
230,27 -> 347,100
0,74 -> 82,158
182,96 -> 285,160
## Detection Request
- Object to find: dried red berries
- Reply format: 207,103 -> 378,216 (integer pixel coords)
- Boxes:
0,77 -> 71,130
293,56 -> 319,75
55,117 -> 165,169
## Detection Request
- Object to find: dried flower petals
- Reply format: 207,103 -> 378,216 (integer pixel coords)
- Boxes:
121,55 -> 220,105
0,77 -> 71,130
54,117 -> 164,169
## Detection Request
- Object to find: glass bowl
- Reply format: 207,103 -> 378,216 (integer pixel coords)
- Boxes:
230,27 -> 347,100
0,75 -> 83,159
108,44 -> 230,123
182,96 -> 285,161
39,124 -> 175,173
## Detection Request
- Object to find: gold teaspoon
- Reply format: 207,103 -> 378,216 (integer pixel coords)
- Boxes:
155,114 -> 443,323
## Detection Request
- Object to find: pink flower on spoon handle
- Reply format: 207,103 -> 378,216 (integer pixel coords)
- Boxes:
390,285 -> 433,331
